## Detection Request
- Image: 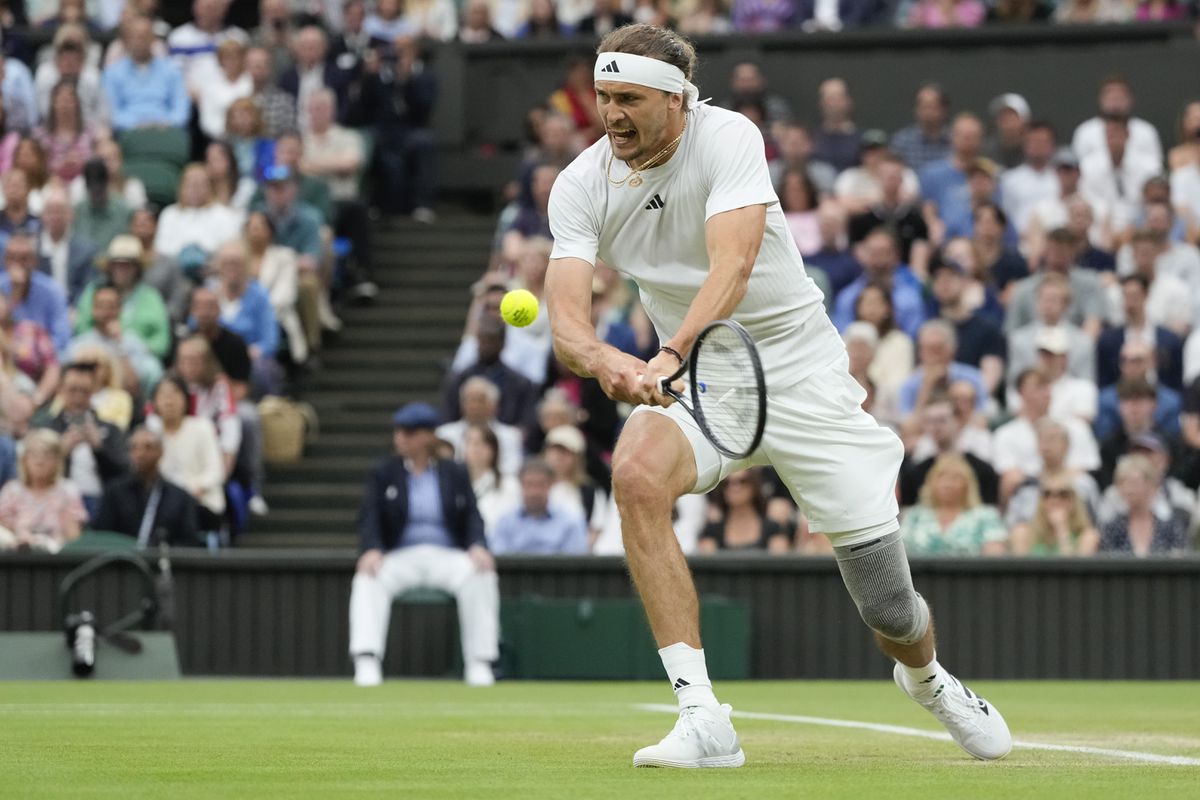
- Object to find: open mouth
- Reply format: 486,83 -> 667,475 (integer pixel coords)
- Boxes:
609,128 -> 636,147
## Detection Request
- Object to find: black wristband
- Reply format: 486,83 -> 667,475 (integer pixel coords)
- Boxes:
658,346 -> 684,365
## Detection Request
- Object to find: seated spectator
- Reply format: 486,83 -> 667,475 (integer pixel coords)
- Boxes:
897,319 -> 987,421
34,25 -> 108,130
1054,0 -> 1132,21
1117,200 -> 1200,311
462,422 -> 518,538
972,202 -> 1029,298
851,282 -> 913,413
1007,273 -> 1095,391
0,167 -> 42,244
901,397 -> 998,505
678,0 -> 736,34
919,113 -> 984,225
984,93 -> 1030,171
780,168 -> 821,257
844,322 -> 885,420
698,468 -> 790,553
441,317 -> 535,428
0,325 -> 36,435
102,15 -> 190,131
34,82 -> 92,184
0,291 -> 58,408
0,98 -> 19,174
547,54 -> 602,149
810,78 -> 861,173
224,97 -> 269,179
128,207 -> 189,325
1006,228 -> 1107,338
350,401 -> 499,687
542,425 -> 607,544
0,428 -> 86,552
437,376 -> 524,478
365,0 -> 416,43
1000,121 -> 1060,237
0,232 -> 71,353
906,0 -> 986,27
1,53 -> 40,135
576,0 -> 633,35
1118,230 -> 1193,337
175,334 -> 241,483
209,239 -> 279,396
206,140 -> 254,214
256,164 -> 331,340
251,0 -> 296,76
253,132 -> 334,225
833,227 -> 925,337
500,164 -> 556,261
245,46 -> 297,138
1168,99 -> 1200,173
1079,115 -> 1160,235
1135,0 -> 1189,22
517,0 -> 573,37
244,211 -> 306,365
900,453 -> 1008,556
459,0 -> 505,43
68,285 -> 161,398
847,153 -> 927,269
1099,274 -> 1184,391
92,426 -> 200,546
491,457 -> 588,555
1005,417 -> 1103,529
279,25 -> 351,133
835,133 -> 920,217
66,344 -> 134,431
1010,473 -> 1099,556
804,203 -> 861,298
890,83 -> 951,173
406,0 -> 460,41
68,137 -> 146,209
1096,340 -> 1182,441
1007,327 -> 1097,423
36,184 -> 95,306
73,157 -> 133,253
198,38 -> 252,141
34,361 -> 128,516
75,236 -> 170,360
1097,378 -> 1181,489
146,375 -> 225,531
1101,453 -> 1191,555
993,368 -> 1101,500
167,0 -> 249,99
155,164 -> 244,260
769,123 -> 835,196
926,250 -> 1005,396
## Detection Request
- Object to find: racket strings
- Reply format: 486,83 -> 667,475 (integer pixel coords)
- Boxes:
691,324 -> 763,456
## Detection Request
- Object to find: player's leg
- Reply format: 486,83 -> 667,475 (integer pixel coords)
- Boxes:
614,407 -> 746,768
421,546 -> 500,687
348,548 -> 421,686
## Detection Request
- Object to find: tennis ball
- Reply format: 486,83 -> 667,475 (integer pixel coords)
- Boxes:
500,289 -> 539,328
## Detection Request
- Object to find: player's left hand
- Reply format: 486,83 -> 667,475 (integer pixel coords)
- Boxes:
467,544 -> 496,573
639,350 -> 684,407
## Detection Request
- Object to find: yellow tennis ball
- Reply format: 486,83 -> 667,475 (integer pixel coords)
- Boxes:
500,289 -> 539,328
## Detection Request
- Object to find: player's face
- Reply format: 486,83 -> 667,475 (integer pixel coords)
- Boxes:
596,80 -> 681,165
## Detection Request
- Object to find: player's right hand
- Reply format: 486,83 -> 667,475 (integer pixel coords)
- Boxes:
356,549 -> 384,576
593,350 -> 659,406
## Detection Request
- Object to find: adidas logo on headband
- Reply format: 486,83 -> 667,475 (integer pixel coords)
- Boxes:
599,60 -> 620,73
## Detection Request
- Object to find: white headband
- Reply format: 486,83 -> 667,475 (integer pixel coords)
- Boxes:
594,52 -> 701,108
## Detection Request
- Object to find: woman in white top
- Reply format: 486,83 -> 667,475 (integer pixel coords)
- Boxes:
206,140 -> 255,211
68,137 -> 146,208
198,39 -> 253,140
854,282 -> 914,406
404,0 -> 459,41
148,375 -> 226,529
541,425 -> 607,546
463,422 -> 519,539
154,164 -> 245,258
245,211 -> 307,364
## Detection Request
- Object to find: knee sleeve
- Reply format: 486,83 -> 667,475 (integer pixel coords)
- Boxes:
834,530 -> 930,645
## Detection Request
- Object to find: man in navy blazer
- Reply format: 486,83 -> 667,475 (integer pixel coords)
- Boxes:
37,187 -> 96,306
348,402 -> 500,688
276,25 -> 351,125
1096,274 -> 1183,391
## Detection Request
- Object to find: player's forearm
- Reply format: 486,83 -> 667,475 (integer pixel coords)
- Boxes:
551,314 -> 615,379
666,260 -> 752,355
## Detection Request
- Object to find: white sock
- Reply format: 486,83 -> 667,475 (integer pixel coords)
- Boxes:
659,642 -> 718,709
898,654 -> 945,701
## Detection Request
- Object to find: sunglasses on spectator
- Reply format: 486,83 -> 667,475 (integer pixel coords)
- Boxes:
1041,489 -> 1074,499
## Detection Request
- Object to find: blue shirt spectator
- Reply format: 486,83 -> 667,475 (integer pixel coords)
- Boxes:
399,467 -> 455,548
899,362 -> 988,416
214,279 -> 278,358
1094,384 -> 1181,441
102,17 -> 190,131
258,170 -> 324,263
0,233 -> 71,353
491,460 -> 588,555
919,158 -> 967,216
2,54 -> 39,132
897,319 -> 989,416
833,264 -> 926,338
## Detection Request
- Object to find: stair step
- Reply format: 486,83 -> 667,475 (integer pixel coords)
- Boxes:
322,351 -> 454,369
264,482 -> 367,499
334,329 -> 461,348
237,531 -> 359,548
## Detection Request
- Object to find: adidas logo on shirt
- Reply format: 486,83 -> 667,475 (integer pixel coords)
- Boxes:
644,194 -> 665,210
599,60 -> 620,73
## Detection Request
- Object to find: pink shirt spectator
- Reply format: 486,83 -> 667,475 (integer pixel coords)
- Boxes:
0,479 -> 87,550
1135,0 -> 1188,20
9,319 -> 58,382
908,0 -> 986,27
786,211 -> 822,256
35,127 -> 94,183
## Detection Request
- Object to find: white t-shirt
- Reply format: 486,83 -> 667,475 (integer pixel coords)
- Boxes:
549,104 -> 842,389
1072,116 -> 1163,168
992,415 -> 1100,476
1000,163 -> 1059,235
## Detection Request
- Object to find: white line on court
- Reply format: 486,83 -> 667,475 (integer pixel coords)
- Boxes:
633,703 -> 1200,766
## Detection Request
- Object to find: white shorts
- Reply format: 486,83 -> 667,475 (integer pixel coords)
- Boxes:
631,353 -> 904,547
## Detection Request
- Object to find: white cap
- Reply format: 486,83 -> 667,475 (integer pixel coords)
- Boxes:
844,321 -> 879,348
989,93 -> 1031,123
1036,326 -> 1070,356
544,425 -> 586,455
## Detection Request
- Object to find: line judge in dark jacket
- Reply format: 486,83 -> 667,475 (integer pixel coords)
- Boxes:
93,427 -> 200,547
349,402 -> 499,688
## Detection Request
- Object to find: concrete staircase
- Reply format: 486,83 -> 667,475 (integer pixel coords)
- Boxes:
239,214 -> 495,547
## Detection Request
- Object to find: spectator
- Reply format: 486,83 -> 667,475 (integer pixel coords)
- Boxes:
74,235 -> 170,360
843,321 -> 883,416
939,160 -> 1003,244
804,203 -> 861,297
0,96 -> 19,173
898,319 -> 987,421
1168,100 -> 1200,174
906,0 -> 985,27
1096,339 -> 1182,440
1116,200 -> 1200,316
1073,75 -> 1164,166
852,281 -> 914,407
993,368 -> 1101,499
720,61 -> 792,131
154,163 -> 244,259
197,38 -> 252,141
781,168 -> 821,257
678,0 -> 736,34
175,334 -> 242,483
1097,377 -> 1180,489
890,83 -> 951,173
364,0 -> 416,43
833,227 -> 926,337
34,82 -> 92,184
835,131 -> 920,216
925,254 -> 1005,397
972,202 -> 1029,298
0,428 -> 85,552
462,422 -> 518,537
441,317 -> 535,427
362,35 -> 437,220
209,239 -> 278,394
1064,195 -> 1117,272
101,6 -> 172,69
279,25 -> 350,131
1001,121 -> 1060,237
255,132 -> 334,225
984,93 -> 1030,171
244,211 -> 306,365
769,123 -> 836,196
1098,273 -> 1184,391
517,0 -> 573,37
900,453 -> 1008,556
1007,272 -> 1095,387
576,0 -> 634,35
1,53 -> 39,134
1080,116 -> 1162,235
349,401 -> 499,687
1005,417 -> 1102,529
1008,326 -> 1098,423
68,137 -> 146,210
34,25 -> 108,131
901,397 -> 998,506
206,139 -> 254,211
847,152 -> 928,269
919,113 -> 984,222
407,0 -> 459,44
1023,148 -> 1102,266
437,376 -> 524,478
103,15 -> 190,131
0,167 -> 41,245
1101,453 -> 1191,555
73,157 -> 132,254
36,184 -> 94,306
146,375 -> 225,531
698,468 -> 790,553
732,0 -> 797,32
1120,230 -> 1193,337
68,283 -> 162,396
167,0 -> 248,98
1006,228 -> 1107,338
128,207 -> 189,325
1010,473 -> 1099,556
251,0 -> 295,76
547,54 -> 603,147
501,163 -> 557,256
245,45 -> 297,138
0,291 -> 58,409
491,457 -> 588,555
35,361 -> 128,516
92,426 -> 200,546
1054,0 -> 1132,21
257,163 -> 330,340
542,424 -> 607,544
459,0 -> 505,43
0,232 -> 70,353
811,78 -> 861,173
68,344 -> 134,431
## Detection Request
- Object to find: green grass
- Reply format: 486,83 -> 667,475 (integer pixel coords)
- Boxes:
2,680 -> 1198,799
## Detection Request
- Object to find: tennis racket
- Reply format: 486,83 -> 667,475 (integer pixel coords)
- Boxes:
653,319 -> 767,460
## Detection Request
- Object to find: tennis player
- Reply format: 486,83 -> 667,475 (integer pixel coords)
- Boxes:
544,25 -> 1011,768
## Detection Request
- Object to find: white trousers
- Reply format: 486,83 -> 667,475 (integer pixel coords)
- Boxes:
348,544 -> 500,664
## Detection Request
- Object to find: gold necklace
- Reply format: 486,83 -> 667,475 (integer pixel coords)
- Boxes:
606,115 -> 688,188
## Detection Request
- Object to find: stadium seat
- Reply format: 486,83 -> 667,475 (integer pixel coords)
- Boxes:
117,128 -> 190,169
61,530 -> 140,552
123,160 -> 181,208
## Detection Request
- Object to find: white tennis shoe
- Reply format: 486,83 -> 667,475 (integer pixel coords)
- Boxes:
353,655 -> 382,687
893,663 -> 1012,760
633,703 -> 746,768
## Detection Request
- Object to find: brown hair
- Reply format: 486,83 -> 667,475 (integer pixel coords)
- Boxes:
597,24 -> 697,103
711,468 -> 768,517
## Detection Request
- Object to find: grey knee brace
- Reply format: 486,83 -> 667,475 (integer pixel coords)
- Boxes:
834,530 -> 930,645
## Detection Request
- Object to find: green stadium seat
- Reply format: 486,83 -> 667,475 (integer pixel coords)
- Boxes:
123,159 -> 180,208
117,128 -> 191,169
61,530 -> 140,552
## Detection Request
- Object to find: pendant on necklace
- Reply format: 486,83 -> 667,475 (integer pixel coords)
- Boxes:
629,174 -> 643,188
